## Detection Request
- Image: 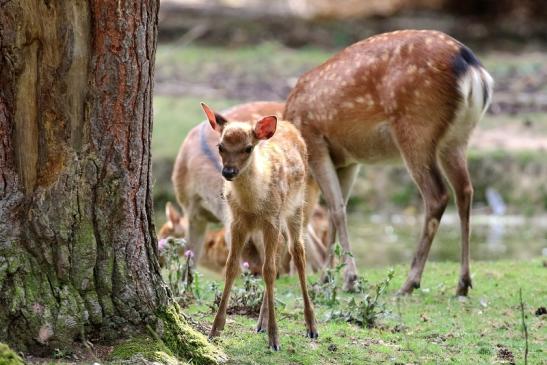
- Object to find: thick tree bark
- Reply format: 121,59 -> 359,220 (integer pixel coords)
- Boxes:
0,1 -> 222,362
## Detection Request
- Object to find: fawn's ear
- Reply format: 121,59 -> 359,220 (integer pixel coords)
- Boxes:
200,102 -> 228,132
165,202 -> 181,224
254,116 -> 277,140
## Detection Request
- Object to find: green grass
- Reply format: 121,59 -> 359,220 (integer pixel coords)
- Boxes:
184,260 -> 546,364
156,42 -> 331,80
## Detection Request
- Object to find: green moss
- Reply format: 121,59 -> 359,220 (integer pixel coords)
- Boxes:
157,304 -> 226,365
0,343 -> 24,365
111,336 -> 185,365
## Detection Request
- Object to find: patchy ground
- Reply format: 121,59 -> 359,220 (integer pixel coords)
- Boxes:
19,260 -> 546,364
185,260 -> 546,364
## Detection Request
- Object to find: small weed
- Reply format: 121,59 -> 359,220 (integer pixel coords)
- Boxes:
329,269 -> 395,328
160,237 -> 200,307
210,263 -> 264,316
309,243 -> 348,307
310,243 -> 395,328
52,348 -> 73,359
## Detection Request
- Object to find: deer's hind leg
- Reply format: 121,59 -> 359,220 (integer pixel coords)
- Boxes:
307,142 -> 358,291
323,163 -> 360,272
393,119 -> 449,295
439,148 -> 473,296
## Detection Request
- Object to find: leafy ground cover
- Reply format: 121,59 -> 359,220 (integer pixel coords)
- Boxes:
175,259 -> 546,365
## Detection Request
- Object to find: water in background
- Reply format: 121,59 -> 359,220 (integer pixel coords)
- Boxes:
347,211 -> 547,267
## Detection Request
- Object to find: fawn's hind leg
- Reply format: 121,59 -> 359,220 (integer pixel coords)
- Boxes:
288,208 -> 318,338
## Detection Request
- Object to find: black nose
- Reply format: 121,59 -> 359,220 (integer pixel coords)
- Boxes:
222,166 -> 238,180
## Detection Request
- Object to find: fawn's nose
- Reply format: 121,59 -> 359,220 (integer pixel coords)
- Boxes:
222,166 -> 239,180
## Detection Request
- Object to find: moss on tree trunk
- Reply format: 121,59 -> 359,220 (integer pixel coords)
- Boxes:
0,1 -> 223,363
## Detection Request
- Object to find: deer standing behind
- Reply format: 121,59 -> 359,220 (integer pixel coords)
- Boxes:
201,103 -> 317,350
166,101 -> 327,273
284,30 -> 494,295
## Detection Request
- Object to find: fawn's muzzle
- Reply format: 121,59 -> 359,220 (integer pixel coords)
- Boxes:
222,166 -> 239,180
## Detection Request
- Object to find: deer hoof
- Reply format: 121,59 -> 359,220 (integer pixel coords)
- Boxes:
456,277 -> 472,296
307,330 -> 319,339
208,328 -> 220,340
343,274 -> 358,292
269,343 -> 280,351
397,280 -> 420,296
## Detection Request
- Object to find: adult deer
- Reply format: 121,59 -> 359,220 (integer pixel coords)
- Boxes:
284,30 -> 494,295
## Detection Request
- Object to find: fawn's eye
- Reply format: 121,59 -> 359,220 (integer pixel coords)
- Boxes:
244,145 -> 253,154
218,144 -> 225,153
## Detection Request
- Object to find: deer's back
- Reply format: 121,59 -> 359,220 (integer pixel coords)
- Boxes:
284,30 -> 474,166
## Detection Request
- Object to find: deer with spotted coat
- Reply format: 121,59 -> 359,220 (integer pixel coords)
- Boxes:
284,30 -> 494,295
201,103 -> 318,351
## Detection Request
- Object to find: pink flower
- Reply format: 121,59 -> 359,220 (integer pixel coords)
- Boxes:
242,261 -> 250,270
184,250 -> 194,258
158,238 -> 168,250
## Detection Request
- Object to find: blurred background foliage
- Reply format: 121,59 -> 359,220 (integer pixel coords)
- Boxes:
152,0 -> 547,266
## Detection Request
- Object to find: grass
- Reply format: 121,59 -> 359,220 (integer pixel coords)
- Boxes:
156,42 -> 331,81
183,260 -> 546,365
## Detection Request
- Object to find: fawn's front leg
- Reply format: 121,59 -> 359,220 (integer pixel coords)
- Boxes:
262,224 -> 280,350
210,225 -> 246,338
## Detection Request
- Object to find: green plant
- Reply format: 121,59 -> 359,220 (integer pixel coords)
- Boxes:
329,269 -> 395,328
161,237 -> 200,307
309,243 -> 349,307
210,262 -> 264,316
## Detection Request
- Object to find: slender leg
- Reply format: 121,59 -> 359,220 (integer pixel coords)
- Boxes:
440,148 -> 473,296
186,209 -> 208,264
303,177 -> 327,271
305,223 -> 327,272
398,158 -> 448,294
288,208 -> 318,338
256,291 -> 268,333
308,151 -> 358,291
390,118 -> 450,295
317,163 -> 360,289
209,224 -> 246,337
262,224 -> 280,350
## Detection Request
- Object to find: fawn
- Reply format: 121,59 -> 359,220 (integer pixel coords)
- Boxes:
170,102 -> 284,263
284,30 -> 494,295
201,103 -> 317,350
165,101 -> 327,272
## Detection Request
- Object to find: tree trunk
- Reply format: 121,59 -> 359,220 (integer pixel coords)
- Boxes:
0,1 -> 223,363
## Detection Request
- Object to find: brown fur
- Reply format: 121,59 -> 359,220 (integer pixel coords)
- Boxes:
158,203 -> 264,274
203,104 -> 318,350
284,30 -> 493,295
166,101 -> 327,273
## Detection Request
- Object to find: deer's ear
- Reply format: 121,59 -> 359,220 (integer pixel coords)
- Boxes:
165,202 -> 181,224
254,116 -> 277,140
200,102 -> 228,132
